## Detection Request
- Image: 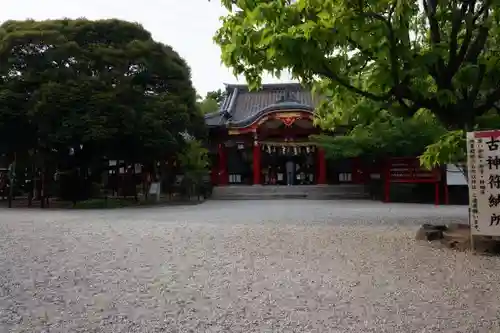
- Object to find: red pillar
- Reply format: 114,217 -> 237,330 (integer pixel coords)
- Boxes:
218,143 -> 228,186
384,159 -> 391,202
317,148 -> 327,185
352,157 -> 361,184
253,140 -> 261,185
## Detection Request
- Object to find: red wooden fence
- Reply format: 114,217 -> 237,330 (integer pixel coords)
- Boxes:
384,157 -> 441,205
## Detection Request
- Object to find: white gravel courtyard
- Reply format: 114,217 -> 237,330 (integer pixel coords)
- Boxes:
1,200 -> 499,332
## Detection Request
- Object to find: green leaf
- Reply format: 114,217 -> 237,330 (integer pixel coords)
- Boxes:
215,0 -> 500,131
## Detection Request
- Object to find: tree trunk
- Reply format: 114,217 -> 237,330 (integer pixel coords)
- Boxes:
114,162 -> 119,197
7,180 -> 12,208
35,169 -> 41,201
40,168 -> 45,209
28,163 -> 34,207
7,156 -> 17,208
121,162 -> 126,199
132,163 -> 138,202
28,188 -> 33,207
142,169 -> 148,201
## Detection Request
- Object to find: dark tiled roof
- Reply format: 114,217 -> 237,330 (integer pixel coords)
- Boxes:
204,112 -> 224,127
204,83 -> 319,128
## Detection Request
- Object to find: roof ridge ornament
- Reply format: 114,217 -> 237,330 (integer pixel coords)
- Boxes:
277,89 -> 299,103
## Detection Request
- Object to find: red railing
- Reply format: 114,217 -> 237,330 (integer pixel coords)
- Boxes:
384,157 -> 441,205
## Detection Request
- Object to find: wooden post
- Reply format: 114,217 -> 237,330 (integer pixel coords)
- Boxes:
434,181 -> 440,206
218,144 -> 228,186
468,206 -> 475,253
253,139 -> 261,185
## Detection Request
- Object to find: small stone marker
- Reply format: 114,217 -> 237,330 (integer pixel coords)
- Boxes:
415,224 -> 447,242
416,223 -> 500,255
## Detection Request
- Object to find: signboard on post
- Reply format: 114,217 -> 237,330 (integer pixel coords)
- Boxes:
467,130 -> 500,237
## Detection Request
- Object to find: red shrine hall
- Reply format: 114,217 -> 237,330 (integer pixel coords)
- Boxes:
205,83 -> 443,204
205,83 -> 349,186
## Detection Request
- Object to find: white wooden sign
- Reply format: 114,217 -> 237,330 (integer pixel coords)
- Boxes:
134,163 -> 142,174
446,164 -> 467,186
467,130 -> 500,236
149,182 -> 161,201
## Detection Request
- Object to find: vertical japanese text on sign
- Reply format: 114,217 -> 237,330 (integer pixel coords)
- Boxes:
468,130 -> 500,236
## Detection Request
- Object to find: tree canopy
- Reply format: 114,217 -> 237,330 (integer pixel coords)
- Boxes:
197,95 -> 220,114
206,89 -> 226,105
0,18 -> 205,165
0,18 -> 208,204
215,0 -> 500,166
312,110 -> 447,160
197,89 -> 226,114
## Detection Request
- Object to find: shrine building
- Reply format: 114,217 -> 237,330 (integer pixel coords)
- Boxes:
204,83 -> 363,187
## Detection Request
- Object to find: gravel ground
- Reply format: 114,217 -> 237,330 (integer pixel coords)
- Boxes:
0,200 -> 499,332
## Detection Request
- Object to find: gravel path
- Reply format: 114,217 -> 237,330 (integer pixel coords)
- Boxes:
1,200 -> 499,332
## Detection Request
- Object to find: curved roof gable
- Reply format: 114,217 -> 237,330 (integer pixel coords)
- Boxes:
204,83 -> 318,128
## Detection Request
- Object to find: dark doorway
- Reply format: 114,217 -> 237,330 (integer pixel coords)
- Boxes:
261,146 -> 316,185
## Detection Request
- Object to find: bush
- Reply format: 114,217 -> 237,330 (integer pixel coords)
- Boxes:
177,140 -> 210,198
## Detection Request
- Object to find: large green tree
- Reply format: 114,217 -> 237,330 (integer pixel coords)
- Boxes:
312,109 -> 447,159
0,19 -> 205,202
197,89 -> 226,114
0,18 -> 204,160
197,95 -> 220,114
215,0 -> 500,167
206,89 -> 226,105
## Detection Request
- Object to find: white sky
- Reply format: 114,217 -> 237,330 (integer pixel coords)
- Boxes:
1,0 -> 295,96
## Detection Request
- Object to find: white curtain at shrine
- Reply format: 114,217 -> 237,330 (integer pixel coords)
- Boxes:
260,142 -> 316,156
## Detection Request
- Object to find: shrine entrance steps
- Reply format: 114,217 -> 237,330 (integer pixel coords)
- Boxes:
211,184 -> 370,200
